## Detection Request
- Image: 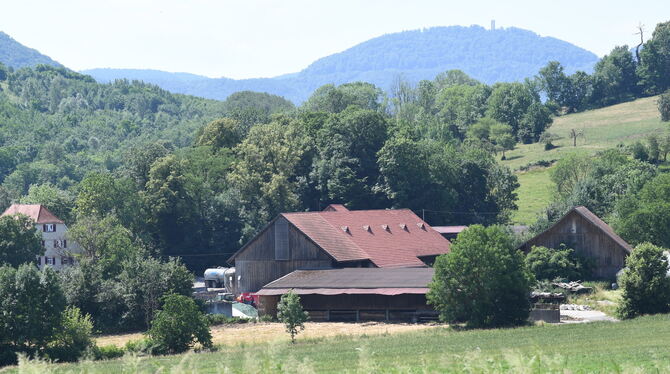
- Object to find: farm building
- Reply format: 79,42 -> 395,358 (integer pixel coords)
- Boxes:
432,225 -> 467,240
228,205 -> 451,293
256,268 -> 437,322
520,206 -> 632,279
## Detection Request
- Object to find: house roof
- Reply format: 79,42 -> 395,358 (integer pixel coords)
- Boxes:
432,225 -> 468,234
255,268 -> 433,296
281,209 -> 450,267
322,204 -> 348,212
523,206 -> 632,253
1,204 -> 63,224
229,208 -> 451,267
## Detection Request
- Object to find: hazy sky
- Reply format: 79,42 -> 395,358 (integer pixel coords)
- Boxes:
1,0 -> 668,79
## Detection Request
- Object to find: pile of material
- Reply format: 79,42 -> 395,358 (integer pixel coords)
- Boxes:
552,281 -> 593,294
560,304 -> 592,311
530,292 -> 565,303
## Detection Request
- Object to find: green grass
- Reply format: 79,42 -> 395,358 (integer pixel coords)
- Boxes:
7,315 -> 670,373
511,168 -> 554,224
507,96 -> 668,224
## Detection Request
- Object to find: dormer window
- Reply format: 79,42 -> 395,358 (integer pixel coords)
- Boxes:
43,224 -> 56,232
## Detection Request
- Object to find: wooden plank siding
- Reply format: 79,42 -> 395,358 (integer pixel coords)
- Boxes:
521,211 -> 627,279
236,217 -> 333,292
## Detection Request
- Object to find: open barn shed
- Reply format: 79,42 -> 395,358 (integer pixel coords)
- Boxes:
256,268 -> 438,322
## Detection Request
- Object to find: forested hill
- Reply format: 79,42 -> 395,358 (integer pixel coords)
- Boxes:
83,26 -> 599,103
0,31 -> 63,69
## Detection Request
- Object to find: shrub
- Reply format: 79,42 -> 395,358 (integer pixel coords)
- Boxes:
277,290 -> 309,343
616,243 -> 670,319
147,294 -> 212,354
45,307 -> 94,362
659,91 -> 670,121
205,314 -> 250,326
124,338 -> 155,355
89,344 -> 125,361
525,245 -> 591,281
427,225 -> 534,328
631,141 -> 649,162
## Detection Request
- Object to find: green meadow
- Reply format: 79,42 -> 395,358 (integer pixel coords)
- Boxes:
508,95 -> 667,224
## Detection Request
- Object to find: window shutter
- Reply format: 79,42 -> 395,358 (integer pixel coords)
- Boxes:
43,224 -> 47,232
63,240 -> 67,248
53,224 -> 56,232
38,257 -> 41,265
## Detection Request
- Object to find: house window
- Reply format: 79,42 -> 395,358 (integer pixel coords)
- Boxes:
54,240 -> 64,248
61,257 -> 68,265
43,224 -> 56,232
46,257 -> 55,265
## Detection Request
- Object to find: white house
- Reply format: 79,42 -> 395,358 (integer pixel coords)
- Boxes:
1,204 -> 81,270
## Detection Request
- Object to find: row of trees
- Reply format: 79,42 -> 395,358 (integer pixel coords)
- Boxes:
536,21 -> 670,113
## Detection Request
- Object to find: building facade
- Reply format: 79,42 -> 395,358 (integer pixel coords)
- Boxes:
2,204 -> 81,270
520,206 -> 632,279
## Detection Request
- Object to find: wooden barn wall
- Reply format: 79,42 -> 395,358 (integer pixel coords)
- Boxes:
300,294 -> 430,311
523,212 -> 627,279
235,217 -> 333,293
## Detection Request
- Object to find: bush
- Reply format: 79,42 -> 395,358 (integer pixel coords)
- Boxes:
205,314 -> 250,326
427,225 -> 534,328
45,307 -> 94,362
525,245 -> 591,281
616,243 -> 670,319
277,290 -> 309,343
631,141 -> 649,162
659,91 -> 670,122
147,294 -> 212,354
124,338 -> 155,355
89,344 -> 125,361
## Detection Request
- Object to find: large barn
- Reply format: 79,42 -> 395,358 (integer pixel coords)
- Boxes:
228,205 -> 451,293
520,206 -> 633,279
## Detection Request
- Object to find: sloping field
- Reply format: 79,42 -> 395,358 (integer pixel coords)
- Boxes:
507,96 -> 666,224
8,315 -> 670,373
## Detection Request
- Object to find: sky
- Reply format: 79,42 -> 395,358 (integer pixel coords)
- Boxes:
1,0 -> 668,79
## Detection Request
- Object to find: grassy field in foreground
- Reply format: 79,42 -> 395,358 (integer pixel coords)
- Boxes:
6,314 -> 670,373
508,96 -> 668,224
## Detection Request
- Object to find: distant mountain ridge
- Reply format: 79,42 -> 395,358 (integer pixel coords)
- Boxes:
0,31 -> 62,69
2,25 -> 599,103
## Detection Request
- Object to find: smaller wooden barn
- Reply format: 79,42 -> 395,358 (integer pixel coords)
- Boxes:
256,268 -> 437,322
520,206 -> 632,279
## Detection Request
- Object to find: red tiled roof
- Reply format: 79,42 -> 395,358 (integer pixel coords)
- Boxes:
432,225 -> 468,234
322,204 -> 348,212
1,204 -> 63,224
282,209 -> 450,267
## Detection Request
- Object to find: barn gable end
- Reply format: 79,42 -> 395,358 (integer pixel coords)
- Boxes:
520,206 -> 632,279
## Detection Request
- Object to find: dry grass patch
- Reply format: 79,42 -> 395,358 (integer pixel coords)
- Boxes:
95,321 -> 441,348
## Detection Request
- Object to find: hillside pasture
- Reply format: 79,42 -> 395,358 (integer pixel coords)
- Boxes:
508,96 -> 667,224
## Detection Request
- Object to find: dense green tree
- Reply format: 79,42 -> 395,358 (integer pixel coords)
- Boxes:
19,183 -> 74,223
0,214 -> 42,267
486,82 -> 538,139
616,243 -> 670,319
659,91 -> 670,122
537,61 -> 570,106
148,294 -> 212,354
433,70 -> 481,89
550,153 -> 592,197
428,225 -> 533,327
0,264 -> 66,364
518,102 -> 553,143
591,46 -> 638,106
638,21 -> 670,95
116,257 -> 193,330
525,245 -> 590,281
122,142 -> 172,188
435,84 -> 491,137
304,82 -> 383,113
45,306 -> 95,362
277,290 -> 309,344
614,173 -> 670,247
195,117 -> 243,150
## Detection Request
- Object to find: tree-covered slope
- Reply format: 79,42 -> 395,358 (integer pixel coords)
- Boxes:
0,31 -> 63,69
83,26 -> 598,103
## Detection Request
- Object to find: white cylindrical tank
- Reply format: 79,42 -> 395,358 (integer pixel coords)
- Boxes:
204,267 -> 228,288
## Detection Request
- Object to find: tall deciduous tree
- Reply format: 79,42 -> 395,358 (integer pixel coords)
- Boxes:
616,243 -> 670,319
428,225 -> 533,327
638,21 -> 670,95
0,214 -> 41,267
